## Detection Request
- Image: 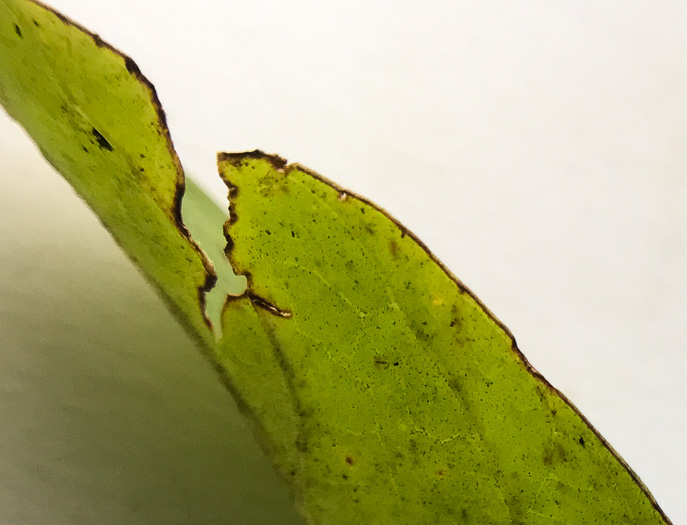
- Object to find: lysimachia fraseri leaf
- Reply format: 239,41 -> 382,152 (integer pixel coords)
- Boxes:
217,152 -> 671,524
0,0 -> 216,349
0,0 -> 673,523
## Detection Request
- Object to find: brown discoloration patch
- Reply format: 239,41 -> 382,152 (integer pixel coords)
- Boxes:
91,127 -> 113,151
172,180 -> 186,228
227,208 -> 238,225
91,33 -> 104,47
197,272 -> 218,330
543,442 -> 568,466
247,292 -> 292,318
218,150 -> 287,171
345,455 -> 355,465
374,357 -> 390,369
124,56 -> 141,75
222,233 -> 234,256
389,240 -> 398,257
225,179 -> 238,199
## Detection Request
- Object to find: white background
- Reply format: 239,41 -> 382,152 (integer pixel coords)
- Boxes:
1,0 -> 685,522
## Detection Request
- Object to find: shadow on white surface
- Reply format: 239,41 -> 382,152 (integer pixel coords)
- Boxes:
0,137 -> 304,524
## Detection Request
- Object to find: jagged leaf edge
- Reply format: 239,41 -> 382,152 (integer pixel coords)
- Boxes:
216,149 -> 671,524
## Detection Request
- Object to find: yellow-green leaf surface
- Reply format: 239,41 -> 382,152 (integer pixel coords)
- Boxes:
0,139 -> 306,524
217,152 -> 670,524
0,0 -> 672,523
0,0 -> 215,349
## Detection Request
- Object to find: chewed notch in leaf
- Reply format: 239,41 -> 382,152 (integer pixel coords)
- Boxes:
215,151 -> 670,524
0,0 -> 673,523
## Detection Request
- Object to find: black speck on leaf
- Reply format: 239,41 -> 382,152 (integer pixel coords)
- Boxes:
91,127 -> 113,151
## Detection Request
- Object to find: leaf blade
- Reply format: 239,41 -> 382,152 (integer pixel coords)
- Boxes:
0,0 -> 215,347
218,151 -> 670,524
0,0 -> 671,521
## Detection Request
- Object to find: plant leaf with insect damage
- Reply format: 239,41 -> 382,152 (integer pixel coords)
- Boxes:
181,178 -> 247,331
0,0 -> 215,348
217,151 -> 671,524
0,0 -> 673,523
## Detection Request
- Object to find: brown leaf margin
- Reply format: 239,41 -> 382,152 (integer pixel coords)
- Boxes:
217,149 -> 672,524
9,1 -> 671,520
18,0 -> 218,340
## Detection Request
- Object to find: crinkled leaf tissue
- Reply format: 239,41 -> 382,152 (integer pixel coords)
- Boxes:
0,1 -> 672,523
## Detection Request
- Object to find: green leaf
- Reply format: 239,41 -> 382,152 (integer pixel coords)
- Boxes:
0,0 -> 216,349
0,143 -> 307,524
0,1 -> 672,523
216,152 -> 670,524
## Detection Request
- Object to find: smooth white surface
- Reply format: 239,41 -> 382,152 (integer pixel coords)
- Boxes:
1,0 -> 685,521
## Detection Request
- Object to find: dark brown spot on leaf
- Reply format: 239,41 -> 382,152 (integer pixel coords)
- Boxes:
91,127 -> 113,151
124,56 -> 141,75
374,357 -> 391,369
247,292 -> 292,318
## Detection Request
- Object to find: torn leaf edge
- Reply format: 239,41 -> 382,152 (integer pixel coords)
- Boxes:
217,149 -> 671,524
18,0 -> 219,341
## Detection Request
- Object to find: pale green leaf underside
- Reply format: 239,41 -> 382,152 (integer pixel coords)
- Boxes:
0,1 -> 671,524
